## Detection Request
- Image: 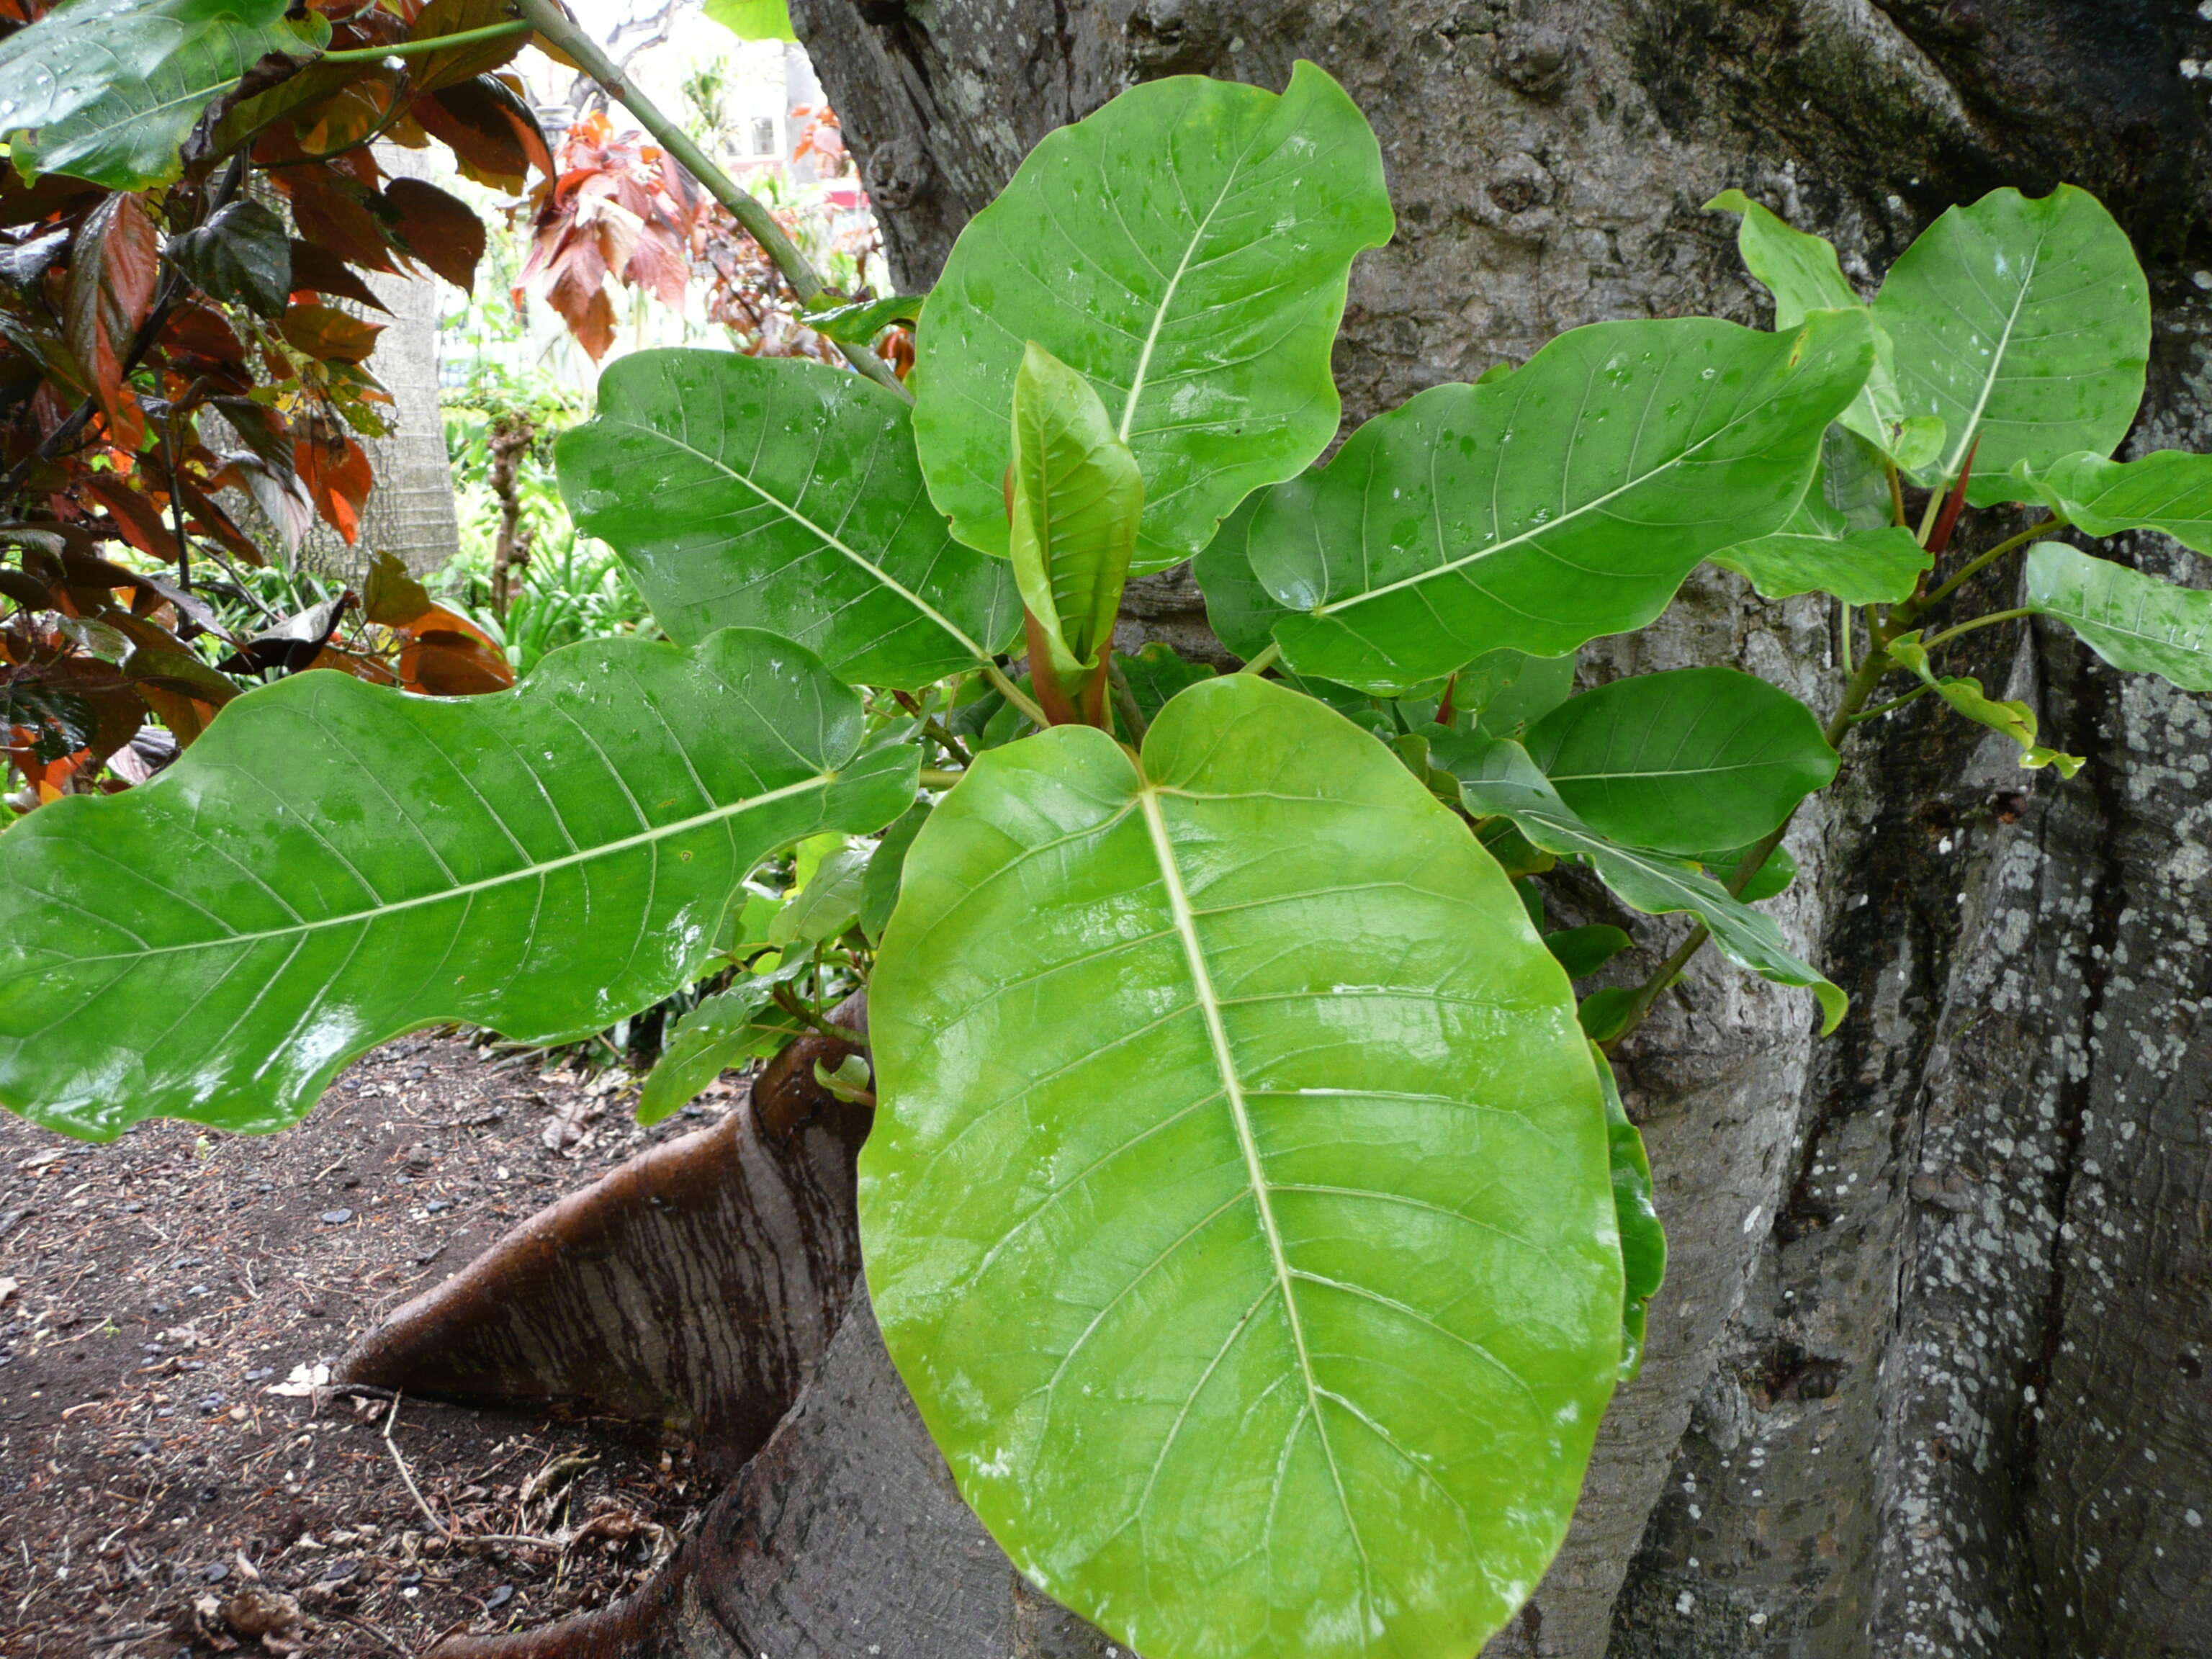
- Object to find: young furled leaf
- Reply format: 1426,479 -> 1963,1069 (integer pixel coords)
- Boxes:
2023,541 -> 2212,694
1886,631 -> 2084,777
1008,342 -> 1142,701
913,62 -> 1393,570
2018,450 -> 2212,555
1221,310 -> 1874,693
0,0 -> 328,189
0,630 -> 917,1139
866,674 -> 1619,1659
1437,731 -> 1845,1033
1522,667 -> 1838,855
1874,186 -> 2149,505
557,350 -> 1019,691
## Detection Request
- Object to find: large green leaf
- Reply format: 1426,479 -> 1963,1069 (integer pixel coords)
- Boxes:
1436,732 -> 1845,1033
0,629 -> 917,1140
2023,540 -> 2212,693
1712,528 -> 1930,605
1226,310 -> 1875,693
864,674 -> 1620,1659
1009,342 -> 1143,682
1523,667 -> 1837,855
1884,631 -> 2083,777
1707,189 -> 1938,467
702,0 -> 795,40
2019,449 -> 2212,554
0,0 -> 327,189
1873,186 -> 2149,506
912,62 -> 1393,571
557,350 -> 1020,692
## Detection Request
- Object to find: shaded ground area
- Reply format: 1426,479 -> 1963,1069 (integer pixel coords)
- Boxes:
0,1034 -> 741,1656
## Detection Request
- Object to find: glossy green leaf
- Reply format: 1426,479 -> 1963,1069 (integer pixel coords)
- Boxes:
1592,1046 -> 1663,1382
802,292 -> 925,345
1874,186 -> 2149,506
2023,540 -> 2212,693
858,800 -> 932,945
1455,647 -> 1578,737
1546,924 -> 1630,979
1693,842 -> 1797,904
0,0 -> 326,189
865,674 -> 1619,1659
2019,449 -> 2212,554
912,62 -> 1393,571
1887,631 -> 2083,777
1522,667 -> 1837,856
168,199 -> 292,319
0,629 -> 917,1141
1575,987 -> 1639,1043
767,842 -> 870,948
1193,490 -> 1299,662
1712,527 -> 1930,604
637,968 -> 804,1126
1228,311 -> 1875,693
557,349 -> 1020,692
1707,189 -> 1927,463
1010,342 -> 1143,681
1437,732 -> 1845,1033
1117,641 -> 1218,725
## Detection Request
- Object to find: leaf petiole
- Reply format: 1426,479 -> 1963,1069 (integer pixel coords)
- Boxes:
317,19 -> 530,63
1919,519 -> 2064,611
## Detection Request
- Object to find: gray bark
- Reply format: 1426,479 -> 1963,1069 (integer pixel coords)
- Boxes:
793,4 -> 2212,1655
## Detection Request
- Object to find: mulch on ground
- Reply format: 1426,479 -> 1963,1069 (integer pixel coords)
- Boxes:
0,1033 -> 744,1658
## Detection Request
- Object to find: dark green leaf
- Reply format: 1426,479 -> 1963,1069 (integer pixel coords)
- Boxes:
1439,731 -> 1845,1032
1115,641 -> 1216,725
2023,540 -> 2212,693
858,799 -> 931,945
1575,987 -> 1639,1043
1692,842 -> 1797,904
1522,667 -> 1837,855
1546,924 -> 1630,979
557,349 -> 1020,691
1592,1045 -> 1663,1382
865,674 -> 1620,1659
0,629 -> 917,1140
0,0 -> 328,189
1874,186 -> 2149,506
912,63 -> 1393,570
636,968 -> 806,1125
168,199 -> 292,319
1228,311 -> 1876,693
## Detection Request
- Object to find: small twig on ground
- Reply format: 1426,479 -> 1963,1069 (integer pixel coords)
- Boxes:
382,1394 -> 452,1541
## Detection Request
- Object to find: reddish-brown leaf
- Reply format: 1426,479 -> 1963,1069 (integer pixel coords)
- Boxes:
382,177 -> 485,291
282,169 -> 397,273
397,629 -> 513,696
176,477 -> 268,567
413,76 -> 550,193
279,303 -> 385,365
294,429 -> 374,543
79,475 -> 178,561
406,0 -> 529,93
285,240 -> 392,313
63,194 -> 158,451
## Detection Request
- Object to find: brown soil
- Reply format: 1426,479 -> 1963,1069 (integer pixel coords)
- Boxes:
0,1033 -> 745,1657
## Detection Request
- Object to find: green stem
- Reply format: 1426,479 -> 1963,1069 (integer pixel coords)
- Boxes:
982,660 -> 1052,728
1918,606 -> 2031,652
1918,518 -> 2063,611
1850,681 -> 1936,724
919,767 -> 964,789
1884,458 -> 1907,529
1238,641 -> 1282,676
509,0 -> 907,400
1107,656 -> 1150,742
318,19 -> 530,61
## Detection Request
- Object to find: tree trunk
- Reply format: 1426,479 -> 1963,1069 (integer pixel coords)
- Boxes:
791,4 -> 2212,1656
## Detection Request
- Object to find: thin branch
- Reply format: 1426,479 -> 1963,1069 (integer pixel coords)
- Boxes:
381,1394 -> 453,1541
319,19 -> 529,61
1107,655 -> 1150,742
1917,606 -> 2031,652
1920,518 -> 2063,611
1850,681 -> 1936,723
981,660 -> 1051,727
513,0 -> 908,397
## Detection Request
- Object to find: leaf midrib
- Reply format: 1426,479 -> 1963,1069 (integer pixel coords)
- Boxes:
1310,336 -> 1835,619
1134,781 -> 1374,1601
602,416 -> 994,667
30,770 -> 835,968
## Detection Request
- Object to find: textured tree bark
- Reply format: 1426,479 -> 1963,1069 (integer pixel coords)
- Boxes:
792,4 -> 2212,1655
